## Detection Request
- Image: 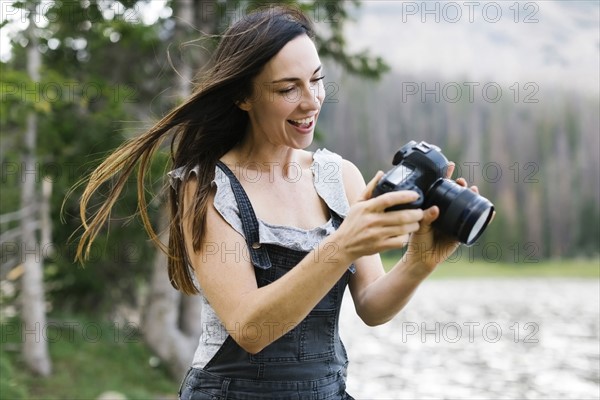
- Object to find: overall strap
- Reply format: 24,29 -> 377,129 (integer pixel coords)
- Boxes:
328,210 -> 356,274
330,210 -> 342,230
216,161 -> 272,270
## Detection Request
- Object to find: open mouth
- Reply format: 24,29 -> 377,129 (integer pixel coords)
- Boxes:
287,116 -> 315,129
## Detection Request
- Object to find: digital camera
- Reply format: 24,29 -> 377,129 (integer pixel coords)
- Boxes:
372,140 -> 494,246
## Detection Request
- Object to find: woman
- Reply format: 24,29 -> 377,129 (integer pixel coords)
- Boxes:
76,6 -> 476,399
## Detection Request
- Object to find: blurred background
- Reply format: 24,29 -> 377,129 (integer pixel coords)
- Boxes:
1,1 -> 598,399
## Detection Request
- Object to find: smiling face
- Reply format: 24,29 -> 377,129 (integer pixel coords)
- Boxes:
239,34 -> 325,150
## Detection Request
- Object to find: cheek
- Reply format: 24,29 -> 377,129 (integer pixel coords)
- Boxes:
275,97 -> 298,117
316,82 -> 326,105
254,98 -> 295,123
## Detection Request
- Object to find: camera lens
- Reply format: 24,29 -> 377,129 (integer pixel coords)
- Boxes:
425,179 -> 494,245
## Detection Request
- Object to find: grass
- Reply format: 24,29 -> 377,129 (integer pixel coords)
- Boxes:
0,316 -> 178,400
381,254 -> 600,279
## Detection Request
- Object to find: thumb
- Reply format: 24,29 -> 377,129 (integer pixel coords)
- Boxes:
422,205 -> 440,225
360,171 -> 384,201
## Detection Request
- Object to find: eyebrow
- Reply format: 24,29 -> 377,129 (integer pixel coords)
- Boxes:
270,65 -> 323,84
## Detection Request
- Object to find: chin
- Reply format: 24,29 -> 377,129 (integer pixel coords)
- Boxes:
296,134 -> 314,150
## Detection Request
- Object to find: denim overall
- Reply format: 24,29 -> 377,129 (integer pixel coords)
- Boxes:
178,161 -> 355,400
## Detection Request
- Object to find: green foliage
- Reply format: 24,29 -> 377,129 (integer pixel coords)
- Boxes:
2,0 -> 173,315
0,64 -> 38,125
1,316 -> 176,399
0,346 -> 28,400
575,198 -> 600,257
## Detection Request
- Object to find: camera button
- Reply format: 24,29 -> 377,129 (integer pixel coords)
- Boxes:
416,142 -> 431,153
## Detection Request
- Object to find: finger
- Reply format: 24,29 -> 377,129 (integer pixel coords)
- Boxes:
445,162 -> 456,179
379,234 -> 411,251
382,209 -> 424,226
372,222 -> 421,245
470,185 -> 479,194
456,177 -> 468,187
360,171 -> 384,201
378,222 -> 421,238
371,190 -> 420,212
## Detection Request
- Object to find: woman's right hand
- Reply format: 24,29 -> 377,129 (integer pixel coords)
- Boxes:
333,171 -> 424,261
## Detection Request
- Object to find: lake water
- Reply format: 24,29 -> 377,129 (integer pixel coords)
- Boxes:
340,278 -> 600,400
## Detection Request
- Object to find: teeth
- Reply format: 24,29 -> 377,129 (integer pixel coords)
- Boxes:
289,117 -> 313,125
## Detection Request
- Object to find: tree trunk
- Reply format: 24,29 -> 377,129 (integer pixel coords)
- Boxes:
21,7 -> 52,376
40,179 -> 53,256
175,0 -> 194,99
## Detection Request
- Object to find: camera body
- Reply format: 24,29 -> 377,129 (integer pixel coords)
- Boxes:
373,140 -> 494,246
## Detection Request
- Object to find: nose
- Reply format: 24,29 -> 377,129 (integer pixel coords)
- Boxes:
299,87 -> 321,111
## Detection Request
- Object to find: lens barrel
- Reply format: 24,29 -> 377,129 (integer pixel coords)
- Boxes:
426,179 -> 494,245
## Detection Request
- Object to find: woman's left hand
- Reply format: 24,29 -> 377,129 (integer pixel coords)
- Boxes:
403,162 -> 479,274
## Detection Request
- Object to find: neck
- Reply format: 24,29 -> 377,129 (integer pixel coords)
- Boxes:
226,136 -> 308,174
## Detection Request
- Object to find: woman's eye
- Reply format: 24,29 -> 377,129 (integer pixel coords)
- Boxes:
279,87 -> 295,94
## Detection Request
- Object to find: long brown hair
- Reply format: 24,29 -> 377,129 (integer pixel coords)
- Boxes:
73,6 -> 315,294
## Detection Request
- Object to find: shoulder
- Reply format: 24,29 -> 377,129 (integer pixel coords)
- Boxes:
311,148 -> 360,181
340,158 -> 366,205
168,163 -> 245,239
340,158 -> 363,184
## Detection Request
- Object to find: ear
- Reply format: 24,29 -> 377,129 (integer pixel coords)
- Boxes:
236,99 -> 252,112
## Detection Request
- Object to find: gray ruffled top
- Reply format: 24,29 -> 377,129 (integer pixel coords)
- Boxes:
168,148 -> 350,252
